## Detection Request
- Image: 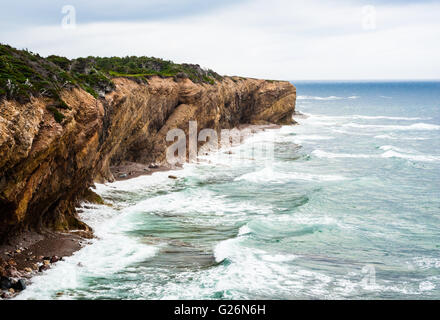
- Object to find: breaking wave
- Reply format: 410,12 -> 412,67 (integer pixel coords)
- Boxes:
312,148 -> 440,162
235,167 -> 346,183
374,134 -> 428,140
297,95 -> 359,100
343,123 -> 440,131
301,113 -> 431,121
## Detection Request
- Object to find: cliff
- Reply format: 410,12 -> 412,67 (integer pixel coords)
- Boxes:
0,46 -> 296,242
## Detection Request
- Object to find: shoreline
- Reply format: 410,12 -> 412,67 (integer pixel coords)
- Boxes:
109,123 -> 283,182
0,230 -> 92,299
0,122 -> 288,299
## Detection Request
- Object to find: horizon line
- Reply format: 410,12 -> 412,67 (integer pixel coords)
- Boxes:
287,79 -> 440,82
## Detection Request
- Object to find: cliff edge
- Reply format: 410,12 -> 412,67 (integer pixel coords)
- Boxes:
0,45 -> 296,242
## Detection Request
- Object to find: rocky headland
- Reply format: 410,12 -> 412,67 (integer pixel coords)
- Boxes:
0,44 -> 296,297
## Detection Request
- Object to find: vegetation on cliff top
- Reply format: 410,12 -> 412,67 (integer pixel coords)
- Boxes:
0,43 -> 222,105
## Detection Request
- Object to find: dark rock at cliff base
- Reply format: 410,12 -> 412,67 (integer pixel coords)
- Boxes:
168,175 -> 178,180
50,256 -> 60,263
0,276 -> 12,290
12,279 -> 26,291
38,265 -> 49,272
82,188 -> 104,205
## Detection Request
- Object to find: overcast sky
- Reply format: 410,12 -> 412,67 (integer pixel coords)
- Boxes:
1,0 -> 439,80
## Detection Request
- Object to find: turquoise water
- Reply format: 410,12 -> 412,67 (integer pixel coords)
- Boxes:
17,81 -> 440,300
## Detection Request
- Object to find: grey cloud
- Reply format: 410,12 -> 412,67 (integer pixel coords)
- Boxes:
1,0 -> 248,28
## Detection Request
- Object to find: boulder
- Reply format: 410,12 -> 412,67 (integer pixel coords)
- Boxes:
50,256 -> 60,263
0,276 -> 12,290
39,265 -> 49,272
12,279 -> 26,291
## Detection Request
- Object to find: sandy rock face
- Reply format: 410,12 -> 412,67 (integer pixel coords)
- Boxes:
0,76 -> 296,241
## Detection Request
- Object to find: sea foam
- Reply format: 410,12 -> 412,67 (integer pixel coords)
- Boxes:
234,167 -> 346,183
297,95 -> 358,100
343,122 -> 440,131
381,150 -> 440,162
374,134 -> 428,140
312,150 -> 374,159
301,113 -> 429,121
312,148 -> 440,162
15,204 -> 158,300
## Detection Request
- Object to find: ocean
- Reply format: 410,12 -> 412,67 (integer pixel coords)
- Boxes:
16,81 -> 440,300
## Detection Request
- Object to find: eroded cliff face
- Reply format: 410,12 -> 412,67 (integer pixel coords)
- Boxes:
0,76 -> 296,241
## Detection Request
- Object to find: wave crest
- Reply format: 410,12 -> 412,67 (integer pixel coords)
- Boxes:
235,167 -> 346,183
374,134 -> 428,140
297,95 -> 358,101
313,148 -> 440,162
343,122 -> 440,131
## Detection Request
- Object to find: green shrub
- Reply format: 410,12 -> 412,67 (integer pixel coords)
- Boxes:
0,43 -> 223,104
47,105 -> 65,123
47,55 -> 71,70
